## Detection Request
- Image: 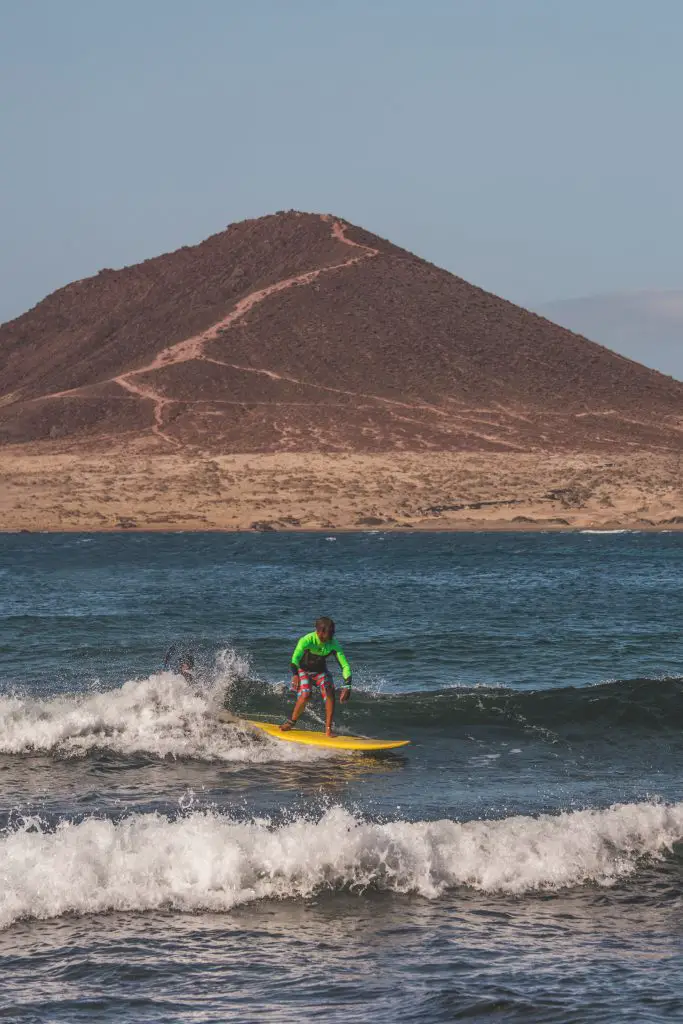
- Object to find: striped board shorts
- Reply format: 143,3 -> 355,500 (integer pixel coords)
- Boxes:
296,669 -> 334,699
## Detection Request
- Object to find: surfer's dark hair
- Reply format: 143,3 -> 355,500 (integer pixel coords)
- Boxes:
315,616 -> 335,634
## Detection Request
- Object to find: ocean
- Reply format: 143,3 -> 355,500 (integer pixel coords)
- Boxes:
0,530 -> 682,1023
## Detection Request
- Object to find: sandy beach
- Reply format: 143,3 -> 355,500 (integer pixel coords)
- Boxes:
1,447 -> 681,532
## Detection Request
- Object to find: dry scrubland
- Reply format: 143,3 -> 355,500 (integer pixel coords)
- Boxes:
1,449 -> 681,532
2,211 -> 682,536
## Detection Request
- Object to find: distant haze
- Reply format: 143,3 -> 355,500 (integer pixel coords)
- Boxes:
537,291 -> 683,382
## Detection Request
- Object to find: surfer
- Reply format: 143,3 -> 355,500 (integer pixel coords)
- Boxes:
282,616 -> 352,737
163,645 -> 195,683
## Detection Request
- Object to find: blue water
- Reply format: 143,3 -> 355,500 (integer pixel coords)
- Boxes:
0,531 -> 682,1022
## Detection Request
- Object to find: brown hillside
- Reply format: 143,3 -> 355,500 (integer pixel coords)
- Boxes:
1,211 -> 681,453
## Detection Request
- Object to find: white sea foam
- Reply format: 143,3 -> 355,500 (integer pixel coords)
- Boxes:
579,529 -> 632,534
0,800 -> 681,929
0,672 -> 319,763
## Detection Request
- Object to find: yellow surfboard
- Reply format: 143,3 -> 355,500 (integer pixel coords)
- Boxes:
217,712 -> 410,752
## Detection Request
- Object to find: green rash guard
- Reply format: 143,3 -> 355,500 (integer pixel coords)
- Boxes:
290,632 -> 352,684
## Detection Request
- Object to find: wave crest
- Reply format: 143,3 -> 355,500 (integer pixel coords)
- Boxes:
1,801 -> 681,928
0,672 -> 316,763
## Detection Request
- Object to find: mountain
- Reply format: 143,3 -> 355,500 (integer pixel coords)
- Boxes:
1,212 -> 681,453
538,291 -> 683,383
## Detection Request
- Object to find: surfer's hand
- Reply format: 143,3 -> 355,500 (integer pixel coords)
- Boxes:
340,687 -> 351,703
290,676 -> 300,693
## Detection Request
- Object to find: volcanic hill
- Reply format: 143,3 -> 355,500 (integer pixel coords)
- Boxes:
1,211 -> 682,454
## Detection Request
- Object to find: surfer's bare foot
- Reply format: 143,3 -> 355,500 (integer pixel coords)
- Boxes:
326,729 -> 336,738
280,719 -> 295,731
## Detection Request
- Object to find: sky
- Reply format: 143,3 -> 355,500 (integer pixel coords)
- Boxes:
539,291 -> 683,379
1,0 -> 682,362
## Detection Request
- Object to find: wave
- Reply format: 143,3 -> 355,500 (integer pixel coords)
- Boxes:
1,800 -> 681,929
1,674 -> 682,762
355,676 -> 683,735
579,529 -> 632,534
0,672 -> 321,763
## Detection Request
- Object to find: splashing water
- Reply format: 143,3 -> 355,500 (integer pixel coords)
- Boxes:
0,669 -> 321,763
1,800 -> 681,929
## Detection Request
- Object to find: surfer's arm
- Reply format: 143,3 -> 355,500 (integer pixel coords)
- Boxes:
290,633 -> 312,687
333,642 -> 352,684
333,642 -> 352,701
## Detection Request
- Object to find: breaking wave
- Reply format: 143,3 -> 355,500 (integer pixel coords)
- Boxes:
1,672 -> 682,764
1,800 -> 682,929
0,670 -> 319,763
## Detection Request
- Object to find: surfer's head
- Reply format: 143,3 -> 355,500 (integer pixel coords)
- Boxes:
315,616 -> 335,641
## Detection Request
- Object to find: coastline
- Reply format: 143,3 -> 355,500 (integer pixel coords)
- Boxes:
3,522 -> 683,534
1,447 -> 681,534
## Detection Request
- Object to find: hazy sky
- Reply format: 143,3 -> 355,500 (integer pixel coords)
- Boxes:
1,0 -> 682,329
538,291 -> 683,380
